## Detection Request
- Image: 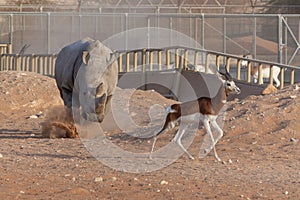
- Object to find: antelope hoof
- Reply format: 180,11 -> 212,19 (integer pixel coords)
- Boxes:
148,154 -> 153,160
215,156 -> 222,162
188,155 -> 195,160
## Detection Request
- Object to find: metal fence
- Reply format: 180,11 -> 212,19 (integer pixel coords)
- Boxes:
0,13 -> 299,67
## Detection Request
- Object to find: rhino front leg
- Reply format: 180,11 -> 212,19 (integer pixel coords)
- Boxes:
62,90 -> 73,108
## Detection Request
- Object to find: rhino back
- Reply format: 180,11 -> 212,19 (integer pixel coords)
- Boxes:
55,38 -> 94,95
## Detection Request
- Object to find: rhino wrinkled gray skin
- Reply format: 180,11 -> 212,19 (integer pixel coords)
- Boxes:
55,38 -> 118,122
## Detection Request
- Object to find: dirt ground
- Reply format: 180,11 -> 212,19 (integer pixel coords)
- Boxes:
0,71 -> 299,200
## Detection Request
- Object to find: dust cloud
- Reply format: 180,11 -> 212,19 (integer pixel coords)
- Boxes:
41,105 -> 78,139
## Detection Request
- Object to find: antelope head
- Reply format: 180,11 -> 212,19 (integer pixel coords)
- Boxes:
217,70 -> 241,95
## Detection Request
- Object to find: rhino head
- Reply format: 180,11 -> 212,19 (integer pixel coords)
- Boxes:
75,40 -> 117,123
80,82 -> 108,122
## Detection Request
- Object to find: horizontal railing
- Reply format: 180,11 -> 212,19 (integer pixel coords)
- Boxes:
115,46 -> 300,89
0,54 -> 57,76
0,46 -> 299,89
0,43 -> 12,54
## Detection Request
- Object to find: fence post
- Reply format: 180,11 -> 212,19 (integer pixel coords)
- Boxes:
216,55 -> 220,70
269,65 -> 274,86
194,51 -> 198,67
8,44 -> 12,54
175,48 -> 179,69
16,54 -> 21,71
149,50 -> 153,71
52,55 -> 57,76
133,51 -> 138,71
258,63 -> 263,85
205,53 -> 210,73
184,50 -> 188,69
247,62 -> 251,83
118,53 -> 123,72
237,59 -> 241,80
158,50 -> 162,70
166,49 -> 170,68
141,49 -> 147,90
0,54 -> 2,71
47,12 -> 51,54
280,67 -> 284,89
126,52 -> 130,72
290,68 -> 295,85
278,15 -> 283,64
226,57 -> 231,72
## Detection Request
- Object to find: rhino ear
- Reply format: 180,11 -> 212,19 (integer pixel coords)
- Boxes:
106,53 -> 115,63
82,51 -> 90,64
95,83 -> 105,98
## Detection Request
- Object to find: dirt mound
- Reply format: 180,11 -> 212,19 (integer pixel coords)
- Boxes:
0,71 -> 62,118
227,83 -> 300,135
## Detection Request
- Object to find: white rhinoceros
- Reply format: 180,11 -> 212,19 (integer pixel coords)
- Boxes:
55,37 -> 118,122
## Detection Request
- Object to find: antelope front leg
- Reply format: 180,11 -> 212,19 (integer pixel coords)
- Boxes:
173,126 -> 195,160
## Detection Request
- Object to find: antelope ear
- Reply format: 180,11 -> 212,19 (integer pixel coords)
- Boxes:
225,69 -> 233,80
217,71 -> 226,80
82,51 -> 90,64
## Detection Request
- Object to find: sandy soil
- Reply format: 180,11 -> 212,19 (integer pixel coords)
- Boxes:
0,71 -> 299,199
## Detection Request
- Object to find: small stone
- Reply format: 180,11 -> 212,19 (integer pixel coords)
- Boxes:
28,115 -> 38,119
0,153 -> 3,158
290,95 -> 297,99
290,138 -> 298,142
133,178 -> 138,181
262,84 -> 277,95
159,180 -> 168,185
110,177 -> 117,181
284,191 -> 288,195
94,177 -> 103,182
230,117 -> 236,121
64,174 -> 71,177
228,159 -> 233,164
20,191 -> 25,194
72,177 -> 76,181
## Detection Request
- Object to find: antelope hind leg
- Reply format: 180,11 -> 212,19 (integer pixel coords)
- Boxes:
210,117 -> 224,161
201,116 -> 221,161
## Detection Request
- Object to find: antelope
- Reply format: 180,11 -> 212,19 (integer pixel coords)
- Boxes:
187,63 -> 215,74
240,54 -> 281,87
149,70 -> 241,161
251,65 -> 281,87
